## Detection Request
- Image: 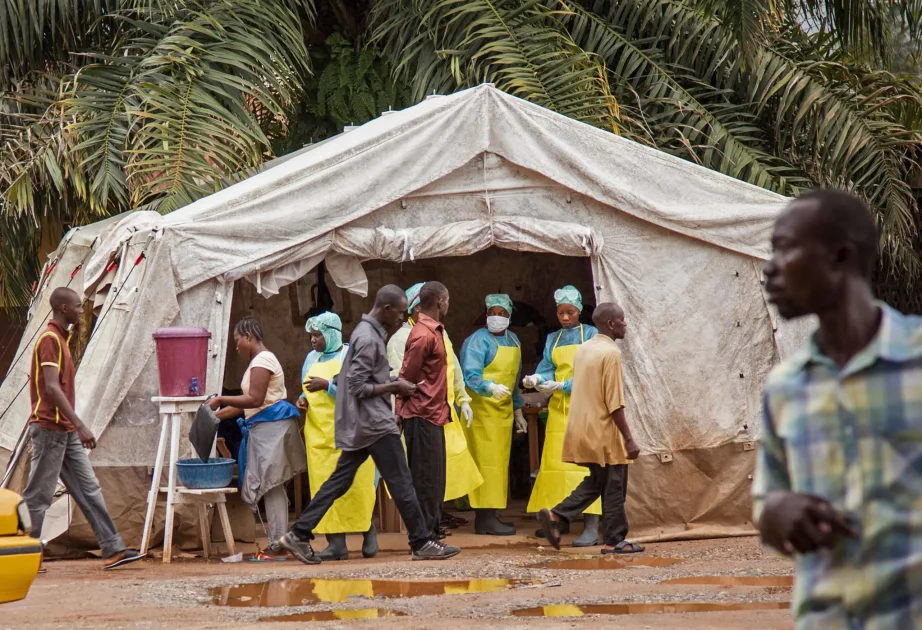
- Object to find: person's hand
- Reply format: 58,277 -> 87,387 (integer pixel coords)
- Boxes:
461,402 -> 474,428
207,396 -> 222,411
488,383 -> 511,400
522,374 -> 540,389
77,426 -> 97,449
537,380 -> 562,394
624,438 -> 640,460
514,409 -> 528,434
392,378 -> 418,398
306,377 -> 329,393
759,491 -> 856,556
296,397 -> 307,412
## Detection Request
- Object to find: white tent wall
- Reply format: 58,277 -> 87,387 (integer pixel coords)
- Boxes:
0,84 -> 816,548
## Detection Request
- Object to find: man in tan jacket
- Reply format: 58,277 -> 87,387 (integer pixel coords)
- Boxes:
536,301 -> 644,554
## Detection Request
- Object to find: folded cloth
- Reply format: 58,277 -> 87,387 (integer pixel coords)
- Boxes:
189,404 -> 221,462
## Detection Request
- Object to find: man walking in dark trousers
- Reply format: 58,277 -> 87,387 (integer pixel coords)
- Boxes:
280,285 -> 461,563
397,281 -> 452,538
22,287 -> 145,570
536,302 -> 645,554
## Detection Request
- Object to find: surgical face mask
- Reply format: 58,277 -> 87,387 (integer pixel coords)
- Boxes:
487,316 -> 510,334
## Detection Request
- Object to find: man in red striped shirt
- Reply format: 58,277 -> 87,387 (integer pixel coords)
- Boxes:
22,287 -> 144,570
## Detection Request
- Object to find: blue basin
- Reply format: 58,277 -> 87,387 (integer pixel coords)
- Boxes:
175,457 -> 234,489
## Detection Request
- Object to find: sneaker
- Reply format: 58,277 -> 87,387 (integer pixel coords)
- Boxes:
278,532 -> 321,565
103,549 -> 146,570
412,539 -> 461,561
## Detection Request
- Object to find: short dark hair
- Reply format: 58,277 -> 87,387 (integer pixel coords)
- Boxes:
234,317 -> 263,341
374,284 -> 407,309
796,189 -> 878,278
50,287 -> 79,312
419,281 -> 448,309
592,302 -> 622,328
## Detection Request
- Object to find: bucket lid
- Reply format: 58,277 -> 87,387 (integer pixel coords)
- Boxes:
153,326 -> 212,339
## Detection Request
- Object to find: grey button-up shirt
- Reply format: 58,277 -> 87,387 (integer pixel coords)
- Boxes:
334,314 -> 399,450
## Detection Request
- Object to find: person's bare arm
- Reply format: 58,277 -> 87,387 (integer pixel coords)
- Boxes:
215,405 -> 245,420
41,365 -> 95,449
209,368 -> 271,410
611,407 -> 639,460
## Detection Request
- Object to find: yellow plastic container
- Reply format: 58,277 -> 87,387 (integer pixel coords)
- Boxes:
0,488 -> 42,604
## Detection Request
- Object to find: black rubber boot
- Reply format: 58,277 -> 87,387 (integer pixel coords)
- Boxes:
572,514 -> 600,547
474,509 -> 516,536
317,533 -> 349,560
362,525 -> 379,558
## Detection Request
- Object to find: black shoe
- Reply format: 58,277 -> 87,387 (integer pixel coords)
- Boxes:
474,509 -> 516,536
318,533 -> 349,561
278,532 -> 321,565
412,539 -> 461,561
103,549 -> 146,570
362,525 -> 379,559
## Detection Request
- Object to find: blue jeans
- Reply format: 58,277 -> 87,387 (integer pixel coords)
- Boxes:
22,424 -> 125,558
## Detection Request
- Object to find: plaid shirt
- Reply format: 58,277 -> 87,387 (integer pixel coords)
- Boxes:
754,303 -> 922,630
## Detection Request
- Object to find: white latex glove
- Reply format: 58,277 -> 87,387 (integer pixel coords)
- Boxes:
488,383 -> 511,400
522,374 -> 540,389
461,402 -> 474,428
537,380 -> 563,394
514,409 -> 528,434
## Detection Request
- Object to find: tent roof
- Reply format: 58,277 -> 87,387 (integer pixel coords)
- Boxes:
125,84 -> 786,294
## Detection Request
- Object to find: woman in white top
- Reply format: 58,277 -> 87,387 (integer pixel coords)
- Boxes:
209,317 -> 306,560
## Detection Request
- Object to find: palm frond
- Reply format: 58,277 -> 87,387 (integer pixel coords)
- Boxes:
563,0 -> 807,193
373,0 -> 619,131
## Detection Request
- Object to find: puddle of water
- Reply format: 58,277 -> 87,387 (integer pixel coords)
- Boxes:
527,556 -> 683,570
511,602 -> 790,617
661,576 -> 793,587
210,578 -> 533,607
259,609 -> 407,622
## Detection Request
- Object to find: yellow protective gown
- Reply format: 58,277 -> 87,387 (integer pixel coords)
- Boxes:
442,334 -> 484,500
526,327 -> 602,514
303,348 -> 376,534
464,338 -> 521,509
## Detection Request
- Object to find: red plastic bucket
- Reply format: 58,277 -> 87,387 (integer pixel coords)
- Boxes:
152,327 -> 212,397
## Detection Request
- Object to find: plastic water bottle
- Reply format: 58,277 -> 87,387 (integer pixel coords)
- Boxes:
190,377 -> 200,396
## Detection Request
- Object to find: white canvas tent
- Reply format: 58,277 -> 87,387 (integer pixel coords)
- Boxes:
0,84 -> 811,545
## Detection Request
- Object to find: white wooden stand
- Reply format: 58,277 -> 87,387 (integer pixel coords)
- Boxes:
140,396 -> 237,563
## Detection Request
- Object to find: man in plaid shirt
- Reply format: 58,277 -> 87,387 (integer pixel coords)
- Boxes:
755,189 -> 922,629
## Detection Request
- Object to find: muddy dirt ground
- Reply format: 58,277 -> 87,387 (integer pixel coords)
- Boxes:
4,535 -> 794,629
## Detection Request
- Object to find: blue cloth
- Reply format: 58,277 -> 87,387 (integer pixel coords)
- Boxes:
298,345 -> 348,400
460,328 -> 524,409
534,324 -> 598,394
237,400 -> 299,489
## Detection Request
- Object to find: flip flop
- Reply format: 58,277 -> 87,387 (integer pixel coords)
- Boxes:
606,541 -> 645,554
536,509 -> 562,550
248,550 -> 288,562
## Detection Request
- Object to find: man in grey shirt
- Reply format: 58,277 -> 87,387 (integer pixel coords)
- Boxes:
281,285 -> 462,563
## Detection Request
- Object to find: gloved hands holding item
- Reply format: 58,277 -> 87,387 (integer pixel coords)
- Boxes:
488,383 -> 511,400
537,380 -> 563,394
522,374 -> 541,389
461,402 -> 474,428
514,409 -> 528,434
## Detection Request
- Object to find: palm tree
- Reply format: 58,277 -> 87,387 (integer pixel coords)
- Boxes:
3,0 -> 922,310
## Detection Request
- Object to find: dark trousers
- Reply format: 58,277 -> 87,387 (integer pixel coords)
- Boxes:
552,463 -> 629,546
403,417 -> 446,537
290,433 -> 430,550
